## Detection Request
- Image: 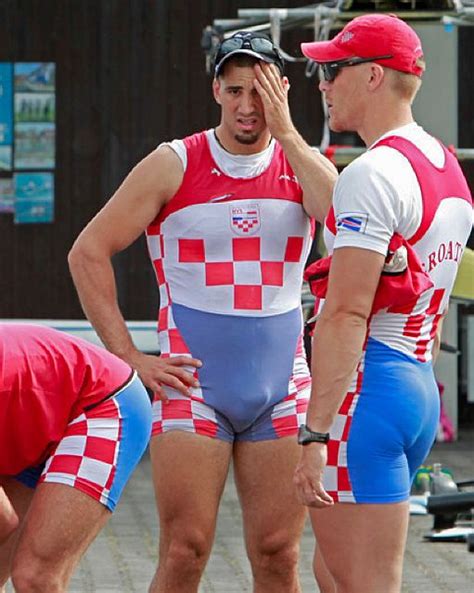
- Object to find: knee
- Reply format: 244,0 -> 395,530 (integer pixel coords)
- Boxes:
249,534 -> 299,579
11,560 -> 62,593
0,492 -> 19,545
162,530 -> 212,576
0,513 -> 18,545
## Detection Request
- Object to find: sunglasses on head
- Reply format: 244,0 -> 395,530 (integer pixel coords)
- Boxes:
215,33 -> 284,73
320,55 -> 393,82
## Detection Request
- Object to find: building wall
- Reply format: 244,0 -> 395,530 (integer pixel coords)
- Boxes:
0,0 -> 321,319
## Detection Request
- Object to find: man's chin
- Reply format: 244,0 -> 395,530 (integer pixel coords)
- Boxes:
234,132 -> 260,146
328,119 -> 343,133
328,117 -> 354,134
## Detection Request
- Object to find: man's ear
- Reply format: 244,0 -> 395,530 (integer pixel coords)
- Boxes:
368,63 -> 385,91
212,78 -> 222,105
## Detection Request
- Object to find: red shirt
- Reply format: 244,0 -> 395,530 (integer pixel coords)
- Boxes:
0,324 -> 132,474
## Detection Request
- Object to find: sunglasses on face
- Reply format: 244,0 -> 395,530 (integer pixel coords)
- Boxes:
215,34 -> 284,72
320,55 -> 393,82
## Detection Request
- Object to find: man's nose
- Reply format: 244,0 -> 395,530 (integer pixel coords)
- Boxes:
239,92 -> 257,113
319,79 -> 330,93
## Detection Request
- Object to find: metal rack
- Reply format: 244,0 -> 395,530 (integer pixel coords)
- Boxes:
204,2 -> 474,49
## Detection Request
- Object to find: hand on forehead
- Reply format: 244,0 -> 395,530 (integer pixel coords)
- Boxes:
254,61 -> 289,89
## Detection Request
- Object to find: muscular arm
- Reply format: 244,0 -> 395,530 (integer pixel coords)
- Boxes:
307,247 -> 384,430
68,146 -> 201,395
253,63 -> 337,223
294,246 -> 385,506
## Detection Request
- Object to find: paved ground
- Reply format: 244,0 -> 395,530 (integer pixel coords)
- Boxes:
6,431 -> 473,592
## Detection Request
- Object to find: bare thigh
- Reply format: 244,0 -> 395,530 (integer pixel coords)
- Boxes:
150,432 -> 232,547
12,483 -> 110,586
310,502 -> 409,593
234,437 -> 307,560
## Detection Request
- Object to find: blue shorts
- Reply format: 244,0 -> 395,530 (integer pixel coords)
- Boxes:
152,304 -> 311,442
324,338 -> 440,504
15,374 -> 152,511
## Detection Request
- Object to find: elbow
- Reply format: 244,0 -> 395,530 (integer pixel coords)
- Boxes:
323,163 -> 338,192
67,239 -> 85,275
327,165 -> 339,185
68,235 -> 103,276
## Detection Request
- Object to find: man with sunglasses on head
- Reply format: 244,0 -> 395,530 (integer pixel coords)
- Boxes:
294,13 -> 472,593
69,30 -> 337,593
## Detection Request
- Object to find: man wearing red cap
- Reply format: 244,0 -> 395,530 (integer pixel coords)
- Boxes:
295,13 -> 472,593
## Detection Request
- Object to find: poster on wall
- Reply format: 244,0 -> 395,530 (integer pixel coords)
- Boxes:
13,63 -> 55,170
0,178 -> 14,213
0,63 -> 13,170
14,172 -> 54,223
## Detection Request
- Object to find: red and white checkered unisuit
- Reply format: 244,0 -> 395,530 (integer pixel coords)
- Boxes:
40,397 -> 123,506
146,131 -> 314,441
146,132 -> 313,318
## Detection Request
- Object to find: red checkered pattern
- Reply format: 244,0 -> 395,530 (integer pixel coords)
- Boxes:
158,303 -> 189,356
151,232 -> 203,390
40,398 -> 122,507
322,355 -> 366,503
179,239 -> 205,262
271,336 -> 311,437
151,393 -> 218,438
170,235 -> 306,311
152,335 -> 312,442
156,292 -> 204,404
232,237 -> 260,261
402,288 -> 446,362
234,219 -> 259,233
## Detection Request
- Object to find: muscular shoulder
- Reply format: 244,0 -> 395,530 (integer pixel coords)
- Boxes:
333,148 -> 420,254
136,144 -> 185,202
339,146 -> 414,202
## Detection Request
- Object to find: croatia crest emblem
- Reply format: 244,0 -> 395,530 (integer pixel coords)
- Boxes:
230,203 -> 261,235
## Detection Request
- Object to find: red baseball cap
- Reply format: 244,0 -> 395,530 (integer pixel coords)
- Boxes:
301,14 -> 425,78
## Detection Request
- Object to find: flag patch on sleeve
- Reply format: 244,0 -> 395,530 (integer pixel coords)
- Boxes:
336,212 -> 369,233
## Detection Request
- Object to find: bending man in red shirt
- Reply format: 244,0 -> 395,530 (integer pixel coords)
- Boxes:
0,323 -> 152,592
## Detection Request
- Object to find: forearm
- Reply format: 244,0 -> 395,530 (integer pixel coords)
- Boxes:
306,311 -> 368,432
68,249 -> 139,363
277,129 -> 337,223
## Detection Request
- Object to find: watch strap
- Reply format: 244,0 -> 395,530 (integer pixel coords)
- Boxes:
298,424 -> 330,445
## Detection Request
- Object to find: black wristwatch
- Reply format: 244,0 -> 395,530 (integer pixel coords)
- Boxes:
297,424 -> 330,445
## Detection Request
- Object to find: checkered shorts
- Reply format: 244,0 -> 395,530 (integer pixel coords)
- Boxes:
16,374 -> 152,511
151,343 -> 311,443
152,300 -> 311,442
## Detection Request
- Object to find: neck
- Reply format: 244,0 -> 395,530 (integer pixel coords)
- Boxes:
214,125 -> 272,155
359,101 -> 414,147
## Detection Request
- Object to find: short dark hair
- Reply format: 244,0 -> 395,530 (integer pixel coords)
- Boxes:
216,53 -> 261,78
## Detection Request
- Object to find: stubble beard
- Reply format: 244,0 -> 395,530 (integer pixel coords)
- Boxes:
234,131 -> 260,146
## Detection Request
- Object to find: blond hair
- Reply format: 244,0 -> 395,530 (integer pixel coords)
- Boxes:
385,64 -> 424,103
